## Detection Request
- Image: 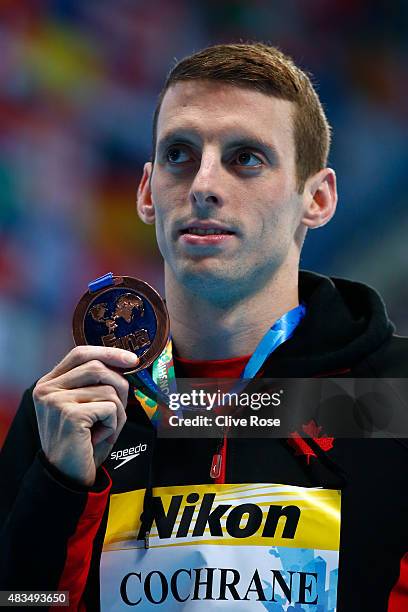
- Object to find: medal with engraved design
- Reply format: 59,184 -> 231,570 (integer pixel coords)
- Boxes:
72,274 -> 169,373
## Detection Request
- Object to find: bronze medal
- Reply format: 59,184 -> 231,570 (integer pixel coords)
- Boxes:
72,275 -> 169,373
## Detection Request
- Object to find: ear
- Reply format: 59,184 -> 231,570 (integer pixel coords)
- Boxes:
137,162 -> 155,225
301,168 -> 338,229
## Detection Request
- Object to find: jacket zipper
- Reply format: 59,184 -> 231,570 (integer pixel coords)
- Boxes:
210,431 -> 228,482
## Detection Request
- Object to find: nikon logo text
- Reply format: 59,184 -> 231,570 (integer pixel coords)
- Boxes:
137,492 -> 300,541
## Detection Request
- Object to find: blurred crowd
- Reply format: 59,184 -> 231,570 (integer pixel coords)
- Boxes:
1,0 -> 407,444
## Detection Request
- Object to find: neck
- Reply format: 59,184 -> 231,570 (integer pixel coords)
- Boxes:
165,266 -> 299,360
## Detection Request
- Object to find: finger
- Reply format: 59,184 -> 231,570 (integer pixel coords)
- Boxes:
47,361 -> 130,409
53,386 -> 128,445
85,401 -> 118,445
112,391 -> 127,443
55,385 -> 125,407
72,386 -> 128,438
42,345 -> 139,381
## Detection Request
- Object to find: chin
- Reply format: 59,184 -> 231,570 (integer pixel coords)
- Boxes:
179,258 -> 226,277
175,263 -> 247,304
181,265 -> 234,286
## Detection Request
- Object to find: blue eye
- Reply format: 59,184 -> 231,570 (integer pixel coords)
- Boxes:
166,147 -> 191,164
235,151 -> 262,167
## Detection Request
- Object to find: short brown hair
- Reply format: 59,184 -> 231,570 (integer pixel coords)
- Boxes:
152,42 -> 331,191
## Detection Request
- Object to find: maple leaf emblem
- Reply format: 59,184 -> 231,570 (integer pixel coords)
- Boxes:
287,420 -> 334,464
287,434 -> 316,464
302,420 -> 334,452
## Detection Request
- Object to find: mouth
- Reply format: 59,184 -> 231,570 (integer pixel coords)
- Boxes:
178,224 -> 236,246
180,227 -> 235,236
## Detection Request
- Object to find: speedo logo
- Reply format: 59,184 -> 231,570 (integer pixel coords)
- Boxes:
137,492 -> 300,541
110,444 -> 147,469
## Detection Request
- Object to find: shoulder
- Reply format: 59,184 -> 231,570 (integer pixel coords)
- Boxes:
366,334 -> 408,376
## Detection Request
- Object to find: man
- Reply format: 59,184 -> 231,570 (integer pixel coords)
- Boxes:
1,43 -> 407,611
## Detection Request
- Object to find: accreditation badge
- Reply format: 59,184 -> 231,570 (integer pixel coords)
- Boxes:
99,483 -> 341,610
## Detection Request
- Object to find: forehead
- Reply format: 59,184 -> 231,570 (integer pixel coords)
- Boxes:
156,80 -> 295,155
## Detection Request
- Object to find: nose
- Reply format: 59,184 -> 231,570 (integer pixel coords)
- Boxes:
189,150 -> 224,210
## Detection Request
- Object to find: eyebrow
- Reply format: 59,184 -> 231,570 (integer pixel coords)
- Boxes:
156,130 -> 280,163
224,137 -> 279,162
156,130 -> 202,156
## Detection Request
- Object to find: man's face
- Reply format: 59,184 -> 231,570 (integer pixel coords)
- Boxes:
140,80 -> 309,301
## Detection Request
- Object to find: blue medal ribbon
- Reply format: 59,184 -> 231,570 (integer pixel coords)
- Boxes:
241,302 -> 306,379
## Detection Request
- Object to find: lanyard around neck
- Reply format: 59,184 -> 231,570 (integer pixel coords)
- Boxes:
133,303 -> 306,424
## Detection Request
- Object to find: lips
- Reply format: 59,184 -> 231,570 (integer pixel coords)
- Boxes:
178,222 -> 236,246
180,227 -> 234,236
179,222 -> 235,236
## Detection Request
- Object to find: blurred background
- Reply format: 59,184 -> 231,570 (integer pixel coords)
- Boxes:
1,0 -> 407,446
